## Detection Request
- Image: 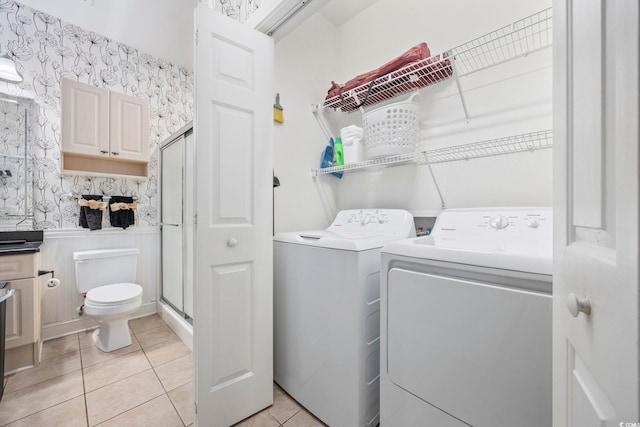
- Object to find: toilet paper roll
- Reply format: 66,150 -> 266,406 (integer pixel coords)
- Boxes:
45,278 -> 60,290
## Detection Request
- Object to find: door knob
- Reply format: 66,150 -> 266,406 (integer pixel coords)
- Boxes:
567,292 -> 591,317
227,237 -> 238,247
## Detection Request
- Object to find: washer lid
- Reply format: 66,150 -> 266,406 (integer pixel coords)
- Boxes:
273,209 -> 416,251
274,230 -> 405,251
86,283 -> 142,305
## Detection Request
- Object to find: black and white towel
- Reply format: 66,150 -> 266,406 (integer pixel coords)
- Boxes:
78,195 -> 106,231
109,196 -> 136,229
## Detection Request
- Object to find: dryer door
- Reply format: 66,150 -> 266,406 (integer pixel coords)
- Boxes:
387,267 -> 551,427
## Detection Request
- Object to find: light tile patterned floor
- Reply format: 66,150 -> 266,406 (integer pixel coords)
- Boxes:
0,314 -> 326,427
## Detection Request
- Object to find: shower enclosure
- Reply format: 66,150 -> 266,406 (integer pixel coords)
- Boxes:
160,124 -> 194,321
0,94 -> 33,230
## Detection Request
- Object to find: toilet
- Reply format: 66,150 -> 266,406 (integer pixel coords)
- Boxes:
73,248 -> 143,352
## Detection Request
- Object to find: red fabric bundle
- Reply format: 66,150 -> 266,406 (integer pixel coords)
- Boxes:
324,43 -> 453,112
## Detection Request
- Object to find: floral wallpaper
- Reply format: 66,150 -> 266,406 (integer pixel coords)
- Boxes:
0,1 -> 193,229
203,0 -> 264,22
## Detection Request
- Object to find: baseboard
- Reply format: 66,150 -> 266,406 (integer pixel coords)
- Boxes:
42,302 -> 157,341
158,302 -> 193,351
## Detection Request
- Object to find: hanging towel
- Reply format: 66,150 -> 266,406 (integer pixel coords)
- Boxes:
109,196 -> 136,229
79,195 -> 106,231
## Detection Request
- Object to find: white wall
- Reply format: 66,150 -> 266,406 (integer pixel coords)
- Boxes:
273,12 -> 342,233
274,0 -> 553,231
40,227 -> 158,339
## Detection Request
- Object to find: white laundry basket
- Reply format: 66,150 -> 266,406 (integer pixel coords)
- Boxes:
362,92 -> 420,159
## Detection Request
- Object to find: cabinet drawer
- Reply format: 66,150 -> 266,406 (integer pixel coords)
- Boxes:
0,254 -> 37,281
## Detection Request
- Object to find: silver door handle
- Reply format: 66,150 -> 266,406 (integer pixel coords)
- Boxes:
567,292 -> 591,317
160,223 -> 181,227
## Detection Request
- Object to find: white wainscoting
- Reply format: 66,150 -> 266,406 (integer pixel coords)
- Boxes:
40,227 -> 159,340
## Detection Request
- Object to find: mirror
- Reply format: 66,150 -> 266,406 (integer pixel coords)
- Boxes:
0,94 -> 34,230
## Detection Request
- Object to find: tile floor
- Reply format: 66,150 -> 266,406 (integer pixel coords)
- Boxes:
0,314 -> 326,427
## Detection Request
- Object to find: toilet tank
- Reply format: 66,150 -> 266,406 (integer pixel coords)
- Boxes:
73,248 -> 139,293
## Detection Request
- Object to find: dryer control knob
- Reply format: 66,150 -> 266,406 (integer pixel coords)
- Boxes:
361,215 -> 371,225
489,215 -> 509,230
527,218 -> 540,228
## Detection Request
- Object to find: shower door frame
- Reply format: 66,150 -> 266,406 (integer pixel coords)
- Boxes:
159,123 -> 194,322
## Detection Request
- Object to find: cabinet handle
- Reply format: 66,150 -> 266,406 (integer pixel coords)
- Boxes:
111,152 -> 120,156
100,150 -> 109,154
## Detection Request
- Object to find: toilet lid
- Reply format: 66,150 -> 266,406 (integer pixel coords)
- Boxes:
86,283 -> 142,306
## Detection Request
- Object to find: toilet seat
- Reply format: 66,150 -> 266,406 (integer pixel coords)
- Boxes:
86,283 -> 142,306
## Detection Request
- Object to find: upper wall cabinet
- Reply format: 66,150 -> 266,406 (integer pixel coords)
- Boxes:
61,78 -> 150,178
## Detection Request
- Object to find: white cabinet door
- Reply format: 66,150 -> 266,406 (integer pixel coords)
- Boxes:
110,91 -> 150,162
553,0 -> 639,425
61,78 -> 110,157
5,278 -> 36,350
194,5 -> 274,426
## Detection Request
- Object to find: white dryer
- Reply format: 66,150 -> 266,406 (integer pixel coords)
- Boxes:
274,209 -> 415,427
380,207 -> 552,427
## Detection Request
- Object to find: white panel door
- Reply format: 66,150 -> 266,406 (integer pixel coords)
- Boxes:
194,5 -> 274,427
553,0 -> 639,425
61,78 -> 109,157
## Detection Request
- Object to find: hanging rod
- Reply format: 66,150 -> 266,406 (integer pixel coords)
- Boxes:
60,192 -> 139,201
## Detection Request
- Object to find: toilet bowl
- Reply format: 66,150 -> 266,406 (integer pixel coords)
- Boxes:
84,282 -> 143,352
73,248 -> 143,352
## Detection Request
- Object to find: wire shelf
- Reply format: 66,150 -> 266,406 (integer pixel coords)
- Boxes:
450,8 -> 552,76
321,54 -> 453,112
311,130 -> 552,176
316,8 -> 552,113
427,129 -> 553,164
312,151 -> 420,176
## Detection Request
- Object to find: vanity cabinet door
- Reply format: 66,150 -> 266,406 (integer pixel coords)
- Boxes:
5,277 -> 37,350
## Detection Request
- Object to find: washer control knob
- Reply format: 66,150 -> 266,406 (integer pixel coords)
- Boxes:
527,218 -> 540,228
489,215 -> 509,230
361,215 -> 371,225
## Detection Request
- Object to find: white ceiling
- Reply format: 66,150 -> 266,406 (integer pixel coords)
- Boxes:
15,0 -> 378,70
17,0 -> 199,69
319,0 -> 379,27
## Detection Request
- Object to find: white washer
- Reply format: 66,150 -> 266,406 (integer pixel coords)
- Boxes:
380,207 -> 552,427
274,209 -> 415,427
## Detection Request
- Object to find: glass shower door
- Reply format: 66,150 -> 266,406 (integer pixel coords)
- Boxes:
160,137 -> 184,315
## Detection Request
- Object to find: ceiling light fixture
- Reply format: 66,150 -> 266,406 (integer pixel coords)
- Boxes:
0,55 -> 24,83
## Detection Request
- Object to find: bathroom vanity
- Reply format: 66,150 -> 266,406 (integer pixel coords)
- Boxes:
0,231 -> 44,372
